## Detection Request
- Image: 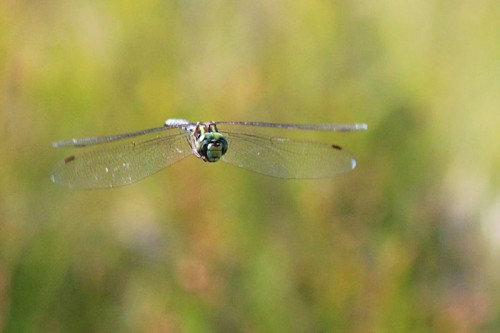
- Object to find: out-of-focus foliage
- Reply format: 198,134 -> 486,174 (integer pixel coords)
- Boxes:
1,0 -> 499,332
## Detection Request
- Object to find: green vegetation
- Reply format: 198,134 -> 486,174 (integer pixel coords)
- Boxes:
1,1 -> 499,332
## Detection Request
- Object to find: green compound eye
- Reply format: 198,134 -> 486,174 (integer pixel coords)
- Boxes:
199,133 -> 228,162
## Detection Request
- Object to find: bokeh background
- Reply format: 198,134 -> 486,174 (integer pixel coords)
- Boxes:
1,0 -> 499,332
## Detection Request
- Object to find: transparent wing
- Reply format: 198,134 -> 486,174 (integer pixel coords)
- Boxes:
220,131 -> 356,179
51,132 -> 192,189
52,123 -> 192,147
216,121 -> 367,132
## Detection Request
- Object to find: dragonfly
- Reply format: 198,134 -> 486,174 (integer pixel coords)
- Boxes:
51,119 -> 367,189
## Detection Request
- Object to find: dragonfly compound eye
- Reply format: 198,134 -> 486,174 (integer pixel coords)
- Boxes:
199,133 -> 228,162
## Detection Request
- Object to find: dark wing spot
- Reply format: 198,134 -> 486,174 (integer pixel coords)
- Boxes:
331,144 -> 342,150
64,155 -> 76,163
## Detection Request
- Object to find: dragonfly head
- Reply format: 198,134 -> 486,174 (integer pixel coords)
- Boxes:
197,132 -> 228,162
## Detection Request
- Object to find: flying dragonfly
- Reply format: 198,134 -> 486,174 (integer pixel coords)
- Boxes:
51,119 -> 367,189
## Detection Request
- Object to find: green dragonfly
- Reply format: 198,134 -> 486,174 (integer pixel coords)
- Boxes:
51,119 -> 367,189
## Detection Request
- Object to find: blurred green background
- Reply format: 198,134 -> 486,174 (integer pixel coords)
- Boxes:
1,0 -> 499,332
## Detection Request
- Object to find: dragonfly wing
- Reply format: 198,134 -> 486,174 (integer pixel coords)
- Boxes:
216,121 -> 367,131
220,132 -> 356,179
51,132 -> 192,189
